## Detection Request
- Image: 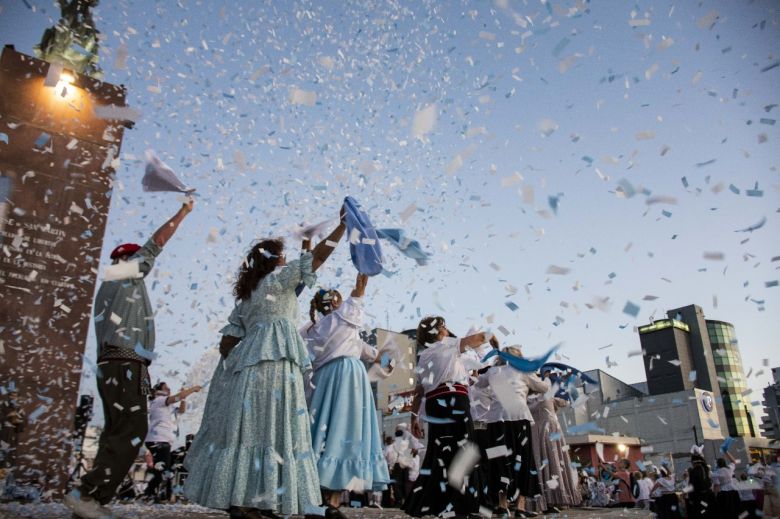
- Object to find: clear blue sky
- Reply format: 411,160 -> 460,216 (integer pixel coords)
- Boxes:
2,0 -> 778,438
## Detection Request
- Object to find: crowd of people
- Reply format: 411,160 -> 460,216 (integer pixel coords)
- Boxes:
577,447 -> 780,519
55,198 -> 780,519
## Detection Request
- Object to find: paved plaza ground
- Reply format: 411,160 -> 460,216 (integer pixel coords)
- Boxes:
0,503 -> 654,519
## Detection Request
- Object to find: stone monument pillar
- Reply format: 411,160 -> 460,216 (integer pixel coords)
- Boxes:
0,44 -> 131,494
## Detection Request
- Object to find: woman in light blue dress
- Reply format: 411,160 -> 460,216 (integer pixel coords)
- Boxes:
302,273 -> 390,519
184,212 -> 346,519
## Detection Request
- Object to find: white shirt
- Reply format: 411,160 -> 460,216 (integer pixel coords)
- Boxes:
637,478 -> 653,500
145,395 -> 177,444
713,463 -> 736,492
302,296 -> 377,372
416,337 -> 469,394
408,454 -> 421,482
476,364 -> 551,423
469,384 -> 492,422
385,437 -> 412,469
656,476 -> 676,494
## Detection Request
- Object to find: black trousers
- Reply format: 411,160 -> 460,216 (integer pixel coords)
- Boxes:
144,441 -> 172,500
79,361 -> 148,505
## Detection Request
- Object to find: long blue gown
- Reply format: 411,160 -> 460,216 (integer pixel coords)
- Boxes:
184,253 -> 321,514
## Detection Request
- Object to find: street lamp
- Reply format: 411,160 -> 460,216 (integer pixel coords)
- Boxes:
54,71 -> 76,101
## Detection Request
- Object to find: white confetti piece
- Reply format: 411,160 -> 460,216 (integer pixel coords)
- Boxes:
103,261 -> 141,281
289,88 -> 317,106
411,104 -> 437,140
447,441 -> 480,492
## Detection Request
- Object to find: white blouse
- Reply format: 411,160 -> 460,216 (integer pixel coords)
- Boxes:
476,364 -> 551,423
301,296 -> 378,372
416,337 -> 469,394
713,463 -> 736,492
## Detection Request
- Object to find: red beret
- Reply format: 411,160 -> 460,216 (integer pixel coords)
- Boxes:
110,243 -> 141,259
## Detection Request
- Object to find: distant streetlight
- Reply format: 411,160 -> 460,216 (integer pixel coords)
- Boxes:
617,443 -> 627,453
53,71 -> 76,101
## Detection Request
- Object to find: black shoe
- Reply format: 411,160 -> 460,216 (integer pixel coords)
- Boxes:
494,507 -> 509,518
523,512 -> 538,518
324,505 -> 348,519
513,512 -> 528,519
544,507 -> 561,514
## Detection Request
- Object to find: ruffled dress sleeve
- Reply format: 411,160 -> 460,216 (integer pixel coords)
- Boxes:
276,252 -> 316,291
219,301 -> 246,338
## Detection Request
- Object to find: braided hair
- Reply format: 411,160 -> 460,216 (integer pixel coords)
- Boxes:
308,288 -> 342,330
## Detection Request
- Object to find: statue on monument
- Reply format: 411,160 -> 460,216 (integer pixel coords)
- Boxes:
34,0 -> 103,79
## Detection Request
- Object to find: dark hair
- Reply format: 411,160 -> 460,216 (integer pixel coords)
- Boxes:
233,239 -> 284,301
416,316 -> 445,349
716,458 -> 726,468
308,289 -> 342,329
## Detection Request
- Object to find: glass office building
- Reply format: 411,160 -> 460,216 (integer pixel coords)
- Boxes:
707,320 -> 757,437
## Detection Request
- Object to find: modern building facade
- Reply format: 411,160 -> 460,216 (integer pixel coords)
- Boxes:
707,319 -> 757,437
638,304 -> 757,438
558,369 -> 778,475
761,368 -> 780,441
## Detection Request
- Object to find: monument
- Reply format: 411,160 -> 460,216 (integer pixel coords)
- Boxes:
0,1 -> 133,492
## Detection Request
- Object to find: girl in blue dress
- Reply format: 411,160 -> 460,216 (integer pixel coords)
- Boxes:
184,210 -> 345,519
303,272 -> 391,519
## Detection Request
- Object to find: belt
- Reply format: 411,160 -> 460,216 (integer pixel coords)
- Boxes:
425,383 -> 468,399
473,420 -> 488,430
98,345 -> 152,396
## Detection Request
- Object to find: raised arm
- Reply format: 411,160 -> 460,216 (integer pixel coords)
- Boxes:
459,332 -> 490,353
311,208 -> 346,272
165,384 -> 202,406
152,198 -> 194,248
351,273 -> 369,298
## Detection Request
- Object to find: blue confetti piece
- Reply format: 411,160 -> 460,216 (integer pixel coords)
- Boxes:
766,281 -> 778,288
190,283 -> 198,290
745,182 -> 764,197
0,132 -> 8,144
34,132 -> 51,149
548,194 -> 561,214
505,301 -> 519,311
134,343 -> 157,361
28,405 -> 47,422
552,37 -> 571,57
422,416 -> 456,425
681,176 -> 689,188
729,184 -> 741,194
622,301 -> 640,317
662,210 -> 672,217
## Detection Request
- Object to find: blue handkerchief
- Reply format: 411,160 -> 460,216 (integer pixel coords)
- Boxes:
481,345 -> 558,372
376,228 -> 432,266
343,196 -> 383,276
